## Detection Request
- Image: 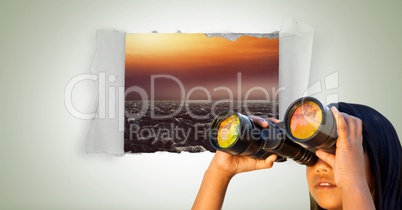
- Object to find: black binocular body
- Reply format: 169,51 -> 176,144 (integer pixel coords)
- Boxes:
209,97 -> 338,166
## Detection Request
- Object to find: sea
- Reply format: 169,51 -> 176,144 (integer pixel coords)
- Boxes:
124,100 -> 278,153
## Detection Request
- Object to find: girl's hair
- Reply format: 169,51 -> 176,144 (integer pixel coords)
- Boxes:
309,102 -> 402,210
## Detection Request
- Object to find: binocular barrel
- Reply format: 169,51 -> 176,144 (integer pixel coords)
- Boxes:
209,97 -> 337,166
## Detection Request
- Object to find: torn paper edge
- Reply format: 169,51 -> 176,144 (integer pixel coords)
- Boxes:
204,32 -> 279,41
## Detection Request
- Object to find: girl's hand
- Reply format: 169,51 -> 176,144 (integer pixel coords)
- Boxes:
315,107 -> 367,190
192,116 -> 279,210
208,116 -> 278,178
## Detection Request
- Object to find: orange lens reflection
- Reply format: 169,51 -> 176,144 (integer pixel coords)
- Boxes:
289,101 -> 323,139
217,115 -> 240,148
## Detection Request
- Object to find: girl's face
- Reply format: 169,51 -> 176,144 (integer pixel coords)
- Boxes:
305,153 -> 373,210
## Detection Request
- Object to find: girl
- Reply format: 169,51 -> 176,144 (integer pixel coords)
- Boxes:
192,103 -> 402,210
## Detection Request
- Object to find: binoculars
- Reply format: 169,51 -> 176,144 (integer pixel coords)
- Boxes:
209,97 -> 337,166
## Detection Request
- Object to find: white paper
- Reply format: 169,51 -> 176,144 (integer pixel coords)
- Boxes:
86,30 -> 125,155
279,16 -> 314,120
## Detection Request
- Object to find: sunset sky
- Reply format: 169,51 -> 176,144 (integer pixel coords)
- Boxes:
125,33 -> 278,100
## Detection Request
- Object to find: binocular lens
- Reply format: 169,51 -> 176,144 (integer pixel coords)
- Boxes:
285,97 -> 337,154
217,114 -> 240,148
210,111 -> 283,160
289,101 -> 323,140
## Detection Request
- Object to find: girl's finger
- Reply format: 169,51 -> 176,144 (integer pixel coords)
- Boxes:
343,113 -> 363,145
254,154 -> 277,170
267,118 -> 281,124
316,150 -> 335,168
331,106 -> 349,146
249,115 -> 269,128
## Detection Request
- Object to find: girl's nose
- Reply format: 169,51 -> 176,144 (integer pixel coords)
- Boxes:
314,159 -> 332,174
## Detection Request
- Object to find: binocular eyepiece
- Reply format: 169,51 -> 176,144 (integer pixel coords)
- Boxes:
209,97 -> 338,166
